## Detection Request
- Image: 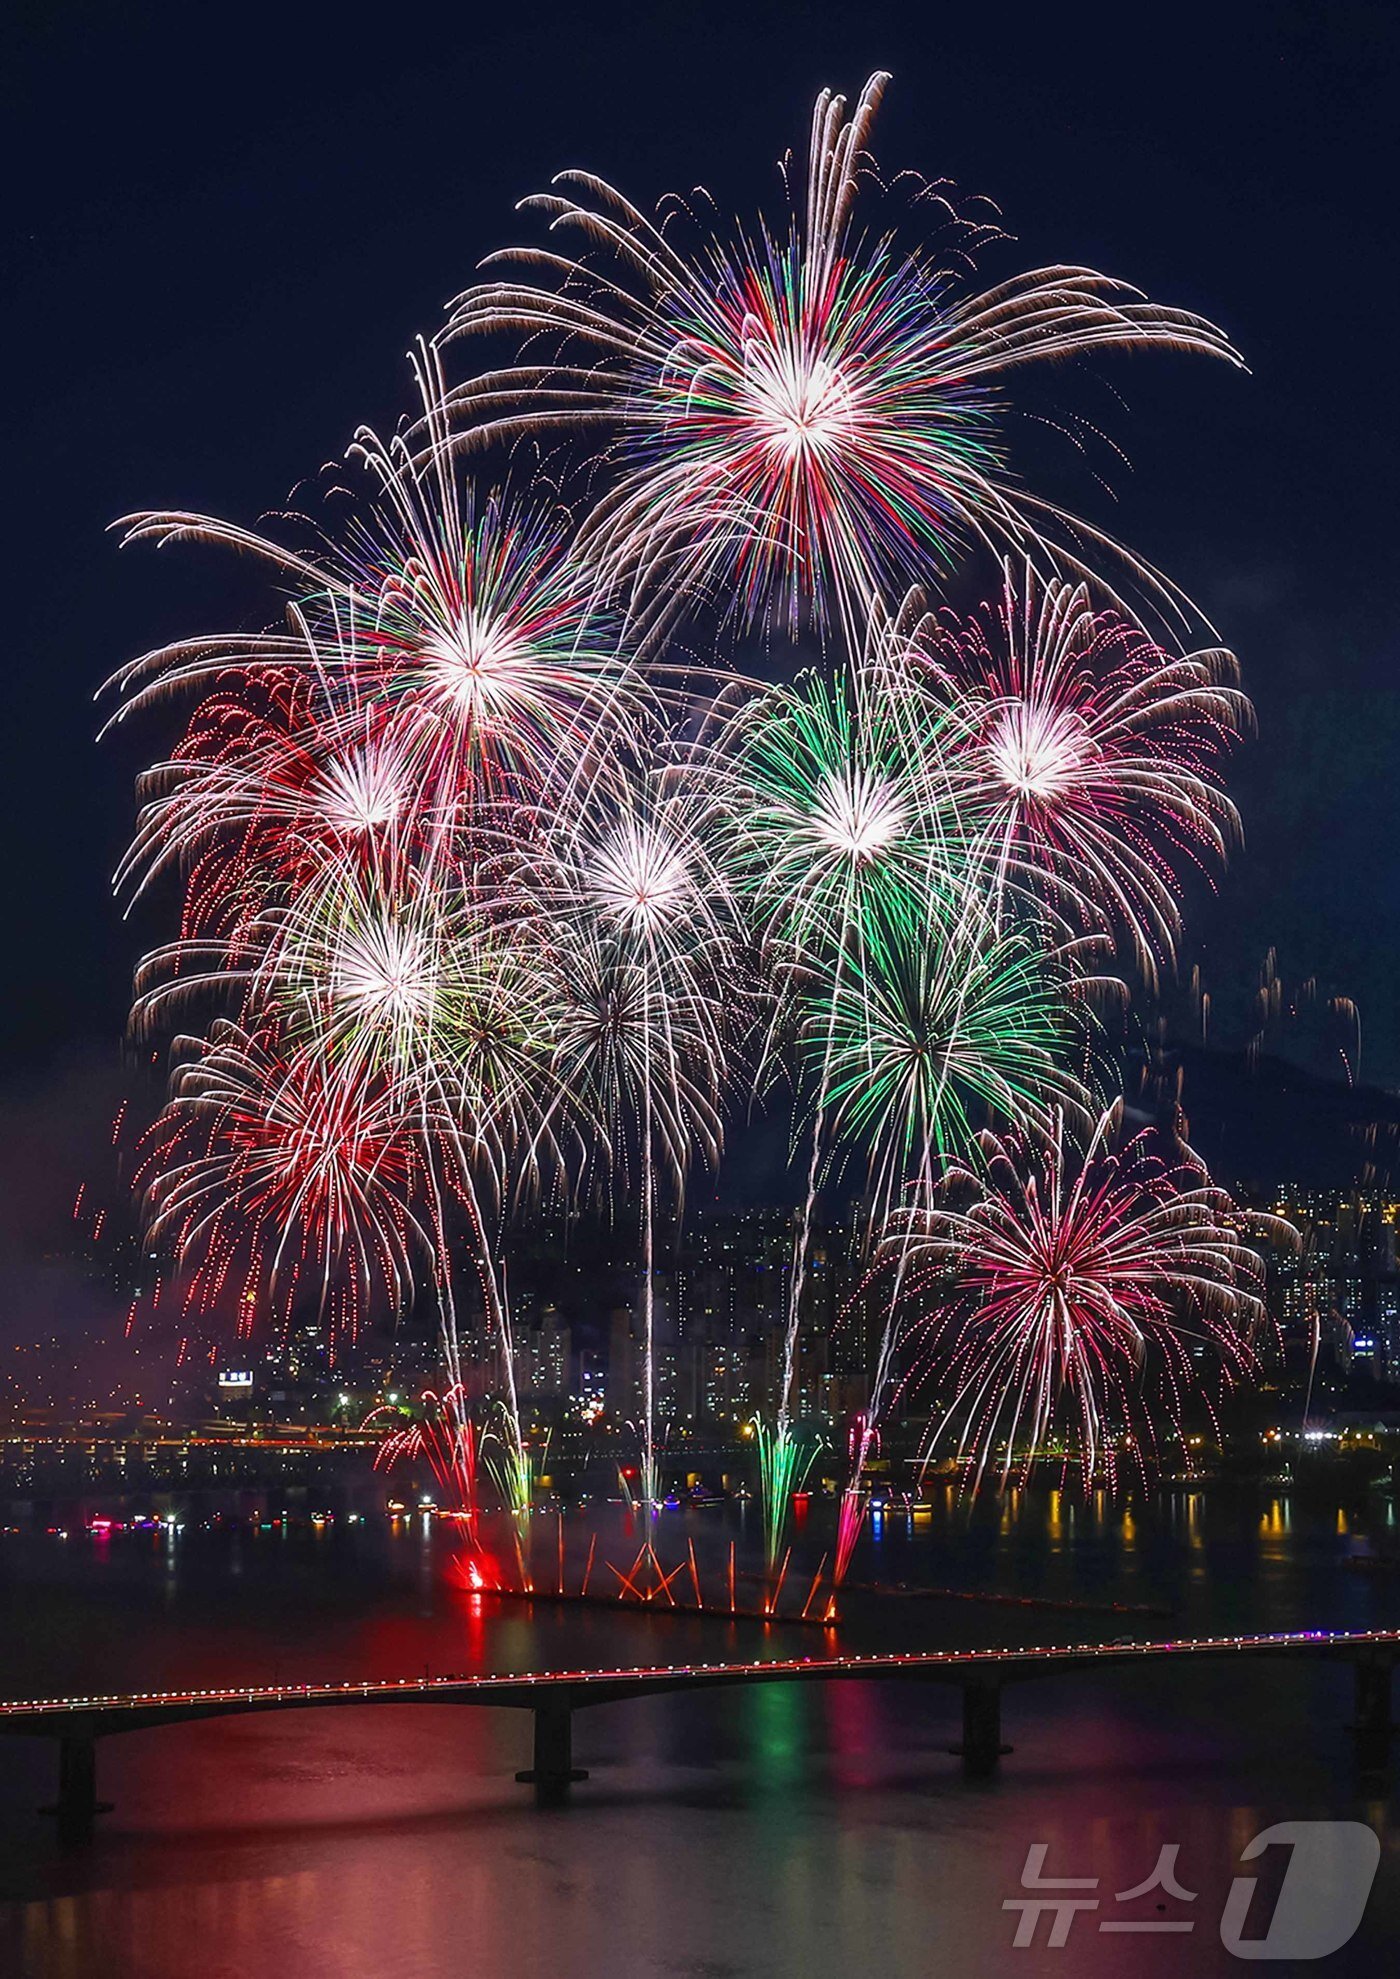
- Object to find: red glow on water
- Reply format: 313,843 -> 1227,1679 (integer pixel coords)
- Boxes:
448,1546 -> 506,1595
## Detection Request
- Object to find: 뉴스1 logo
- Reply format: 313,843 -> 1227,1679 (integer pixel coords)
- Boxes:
1004,1823 -> 1381,1958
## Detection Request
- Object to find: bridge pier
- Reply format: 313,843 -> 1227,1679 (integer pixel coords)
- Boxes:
40,1734 -> 112,1845
949,1680 -> 1012,1777
515,1697 -> 588,1803
1350,1656 -> 1393,1775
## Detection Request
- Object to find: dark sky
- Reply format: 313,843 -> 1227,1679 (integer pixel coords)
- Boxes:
6,0 -> 1399,1102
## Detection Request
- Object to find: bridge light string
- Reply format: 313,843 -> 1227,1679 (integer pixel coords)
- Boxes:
5,1628 -> 1386,1714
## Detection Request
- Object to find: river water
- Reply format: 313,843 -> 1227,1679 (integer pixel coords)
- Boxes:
1,1483 -> 1398,1977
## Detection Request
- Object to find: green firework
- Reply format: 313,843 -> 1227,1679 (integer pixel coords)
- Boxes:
811,882 -> 1086,1218
753,1416 -> 823,1576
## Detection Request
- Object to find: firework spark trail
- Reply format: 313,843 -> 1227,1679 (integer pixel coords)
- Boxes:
817,558 -> 1255,1565
830,567 -> 1245,1557
834,1414 -> 877,1585
369,1386 -> 483,1551
548,765 -> 741,1505
107,348 -> 644,817
752,1414 -> 821,1572
725,604 -> 1091,1568
816,877 -> 1092,1575
733,667 -> 905,1557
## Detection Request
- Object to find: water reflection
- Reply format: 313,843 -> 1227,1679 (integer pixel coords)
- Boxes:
2,1485 -> 1399,1976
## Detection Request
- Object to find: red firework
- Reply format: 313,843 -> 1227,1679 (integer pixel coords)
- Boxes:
138,1021 -> 428,1350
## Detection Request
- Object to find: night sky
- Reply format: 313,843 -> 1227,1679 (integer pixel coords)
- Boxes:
7,0 -> 1399,1116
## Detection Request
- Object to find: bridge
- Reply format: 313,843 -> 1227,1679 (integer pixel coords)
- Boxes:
4,1627 -> 1396,1841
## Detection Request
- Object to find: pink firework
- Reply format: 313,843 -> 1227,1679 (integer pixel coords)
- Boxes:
922,563 -> 1250,983
891,1106 -> 1283,1490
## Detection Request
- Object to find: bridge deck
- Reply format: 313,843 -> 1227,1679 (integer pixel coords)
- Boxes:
0,1627 -> 1395,1738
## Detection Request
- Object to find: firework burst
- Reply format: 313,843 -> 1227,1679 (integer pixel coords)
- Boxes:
446,74 -> 1241,640
813,885 -> 1087,1222
889,1106 -> 1286,1489
544,768 -> 746,1501
138,1020 -> 428,1350
921,562 -> 1250,984
721,599 -> 967,1559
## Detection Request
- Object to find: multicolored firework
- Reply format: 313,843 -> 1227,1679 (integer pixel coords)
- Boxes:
445,74 -> 1241,640
888,1106 -> 1286,1489
107,359 -> 667,1513
106,72 -> 1256,1567
109,349 -> 638,827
